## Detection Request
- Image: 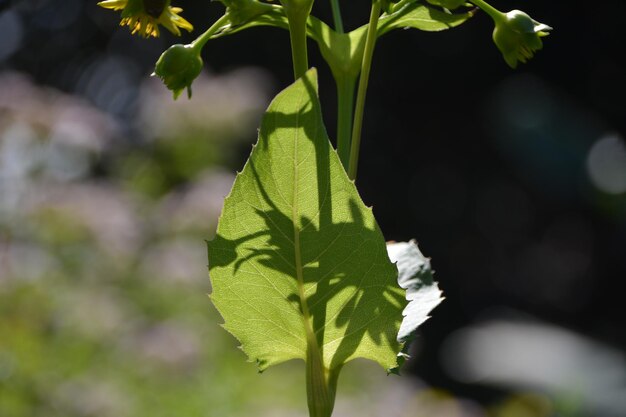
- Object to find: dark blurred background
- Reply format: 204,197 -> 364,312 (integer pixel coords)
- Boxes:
1,1 -> 625,416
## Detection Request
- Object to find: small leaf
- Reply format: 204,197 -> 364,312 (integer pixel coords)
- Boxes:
210,6 -> 289,39
309,19 -> 367,80
425,0 -> 468,11
208,69 -> 405,375
386,240 -> 443,372
378,3 -> 474,36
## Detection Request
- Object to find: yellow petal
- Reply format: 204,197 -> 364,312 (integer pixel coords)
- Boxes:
169,12 -> 193,32
160,17 -> 182,36
97,0 -> 128,11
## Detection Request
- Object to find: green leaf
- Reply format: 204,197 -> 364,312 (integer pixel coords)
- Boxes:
310,2 -> 475,81
210,7 -> 290,39
309,19 -> 367,80
208,69 -> 405,375
378,3 -> 475,36
386,240 -> 443,372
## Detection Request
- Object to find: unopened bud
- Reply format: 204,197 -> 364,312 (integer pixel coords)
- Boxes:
153,44 -> 203,99
492,10 -> 552,68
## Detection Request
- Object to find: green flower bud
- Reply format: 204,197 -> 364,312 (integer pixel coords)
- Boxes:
492,10 -> 552,68
153,44 -> 203,99
426,0 -> 467,11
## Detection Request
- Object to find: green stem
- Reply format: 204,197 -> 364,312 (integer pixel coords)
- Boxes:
390,0 -> 413,12
329,0 -> 344,33
336,75 -> 356,170
288,15 -> 309,79
347,0 -> 381,180
468,0 -> 504,22
292,143 -> 336,417
306,348 -> 339,417
283,1 -> 313,79
191,14 -> 234,51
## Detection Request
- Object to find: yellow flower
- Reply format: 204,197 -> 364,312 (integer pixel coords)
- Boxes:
98,0 -> 193,38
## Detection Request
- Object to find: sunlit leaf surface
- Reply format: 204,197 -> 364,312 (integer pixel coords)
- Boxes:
378,3 -> 474,35
208,69 -> 405,373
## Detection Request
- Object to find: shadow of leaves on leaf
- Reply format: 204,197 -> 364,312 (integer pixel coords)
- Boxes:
208,69 -> 404,373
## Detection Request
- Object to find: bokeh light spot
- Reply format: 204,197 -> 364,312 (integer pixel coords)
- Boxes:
0,10 -> 23,61
586,133 -> 626,194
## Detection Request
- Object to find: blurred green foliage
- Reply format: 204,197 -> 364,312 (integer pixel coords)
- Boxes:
0,70 -> 578,417
0,70 -> 310,417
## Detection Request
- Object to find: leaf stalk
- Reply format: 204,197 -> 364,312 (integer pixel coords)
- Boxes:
282,0 -> 314,79
306,348 -> 339,417
468,0 -> 504,22
336,75 -> 356,170
348,0 -> 382,180
191,14 -> 233,51
329,0 -> 344,33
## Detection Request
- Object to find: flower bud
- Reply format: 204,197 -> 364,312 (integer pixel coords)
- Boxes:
153,44 -> 203,99
492,10 -> 552,68
426,0 -> 467,11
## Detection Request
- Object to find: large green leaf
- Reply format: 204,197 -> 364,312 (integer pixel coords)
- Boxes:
208,69 -> 404,374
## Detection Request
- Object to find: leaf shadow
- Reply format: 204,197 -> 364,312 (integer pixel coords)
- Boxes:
209,74 -> 403,371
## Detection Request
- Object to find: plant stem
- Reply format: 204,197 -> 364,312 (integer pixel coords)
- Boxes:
347,0 -> 381,180
292,140 -> 336,417
288,16 -> 309,79
191,14 -> 232,51
329,0 -> 344,33
336,75 -> 356,170
306,348 -> 338,417
468,0 -> 504,22
283,2 -> 313,79
390,0 -> 412,12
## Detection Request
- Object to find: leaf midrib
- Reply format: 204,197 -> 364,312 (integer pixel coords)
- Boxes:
289,88 -> 320,354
